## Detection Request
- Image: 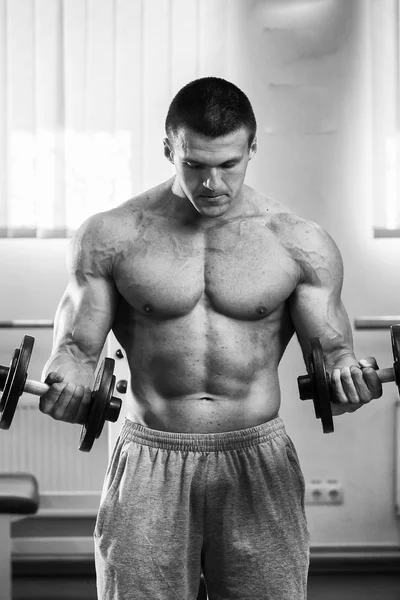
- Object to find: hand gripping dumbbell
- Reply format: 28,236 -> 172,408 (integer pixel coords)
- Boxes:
297,324 -> 400,433
0,335 -> 122,451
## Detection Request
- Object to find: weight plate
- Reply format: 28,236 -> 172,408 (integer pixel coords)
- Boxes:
0,349 -> 19,412
0,365 -> 8,394
0,336 -> 35,430
310,338 -> 334,434
79,358 -> 115,452
391,325 -> 400,395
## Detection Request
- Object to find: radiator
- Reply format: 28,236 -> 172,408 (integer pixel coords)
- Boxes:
0,402 -> 108,492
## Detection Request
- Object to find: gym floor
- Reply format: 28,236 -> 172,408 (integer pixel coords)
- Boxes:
12,572 -> 400,600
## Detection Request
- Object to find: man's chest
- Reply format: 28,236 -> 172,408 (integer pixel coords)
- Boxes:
114,221 -> 300,320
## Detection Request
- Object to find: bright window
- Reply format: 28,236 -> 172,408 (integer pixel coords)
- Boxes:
0,0 -> 183,238
371,0 -> 400,237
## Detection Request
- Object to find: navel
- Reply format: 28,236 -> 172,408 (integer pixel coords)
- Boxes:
256,306 -> 267,317
143,303 -> 154,314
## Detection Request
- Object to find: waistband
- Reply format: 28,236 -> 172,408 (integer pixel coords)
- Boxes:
119,416 -> 286,452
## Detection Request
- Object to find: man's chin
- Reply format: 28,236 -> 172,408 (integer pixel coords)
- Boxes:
195,197 -> 231,217
197,204 -> 230,218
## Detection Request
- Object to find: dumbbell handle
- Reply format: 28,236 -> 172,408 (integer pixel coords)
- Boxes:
299,365 -> 396,400
22,378 -> 49,397
375,367 -> 396,384
0,365 -> 59,397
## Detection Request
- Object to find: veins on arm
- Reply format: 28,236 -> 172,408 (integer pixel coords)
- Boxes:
287,221 -> 357,372
45,214 -> 120,380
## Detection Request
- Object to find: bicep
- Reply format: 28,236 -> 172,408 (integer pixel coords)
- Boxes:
53,275 -> 118,365
289,281 -> 353,361
51,216 -> 120,367
288,226 -> 353,366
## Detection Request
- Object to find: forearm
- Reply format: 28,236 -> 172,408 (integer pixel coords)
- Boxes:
323,347 -> 358,373
42,346 -> 99,388
42,279 -> 115,385
297,310 -> 358,374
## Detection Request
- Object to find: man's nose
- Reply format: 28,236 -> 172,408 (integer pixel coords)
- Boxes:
203,168 -> 221,190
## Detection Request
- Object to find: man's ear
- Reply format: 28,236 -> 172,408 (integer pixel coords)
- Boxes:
249,135 -> 257,160
163,138 -> 174,163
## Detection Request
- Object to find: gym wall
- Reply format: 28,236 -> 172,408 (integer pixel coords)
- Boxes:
0,0 -> 400,556
230,0 -> 400,549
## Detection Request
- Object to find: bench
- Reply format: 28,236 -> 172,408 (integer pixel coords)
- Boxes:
0,473 -> 39,600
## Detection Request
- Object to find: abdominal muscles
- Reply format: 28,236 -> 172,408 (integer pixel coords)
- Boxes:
114,301 -> 288,433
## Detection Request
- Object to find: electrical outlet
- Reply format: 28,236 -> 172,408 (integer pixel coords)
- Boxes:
305,479 -> 344,505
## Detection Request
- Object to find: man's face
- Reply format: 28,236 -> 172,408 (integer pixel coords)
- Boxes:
164,126 -> 257,218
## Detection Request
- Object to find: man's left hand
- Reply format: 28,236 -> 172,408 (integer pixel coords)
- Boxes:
330,358 -> 383,414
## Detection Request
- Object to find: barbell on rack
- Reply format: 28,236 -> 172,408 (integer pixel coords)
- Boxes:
0,335 -> 122,451
297,324 -> 400,433
0,320 -> 54,328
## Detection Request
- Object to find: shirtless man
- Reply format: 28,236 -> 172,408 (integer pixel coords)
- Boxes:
41,77 -> 381,600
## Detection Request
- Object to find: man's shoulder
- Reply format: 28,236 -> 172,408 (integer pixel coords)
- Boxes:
75,181 -> 170,241
279,215 -> 342,283
249,189 -> 342,274
270,209 -> 332,249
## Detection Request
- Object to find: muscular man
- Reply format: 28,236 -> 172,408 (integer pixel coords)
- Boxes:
41,77 -> 381,600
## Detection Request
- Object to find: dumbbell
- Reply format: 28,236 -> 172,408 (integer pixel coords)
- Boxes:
0,335 -> 122,451
297,324 -> 400,433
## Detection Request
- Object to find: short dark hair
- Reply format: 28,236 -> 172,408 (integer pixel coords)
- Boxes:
165,77 -> 257,146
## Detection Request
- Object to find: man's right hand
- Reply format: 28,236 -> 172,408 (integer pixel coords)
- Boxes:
39,372 -> 92,424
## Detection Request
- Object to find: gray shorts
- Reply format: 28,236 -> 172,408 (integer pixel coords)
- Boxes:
94,416 -> 310,600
